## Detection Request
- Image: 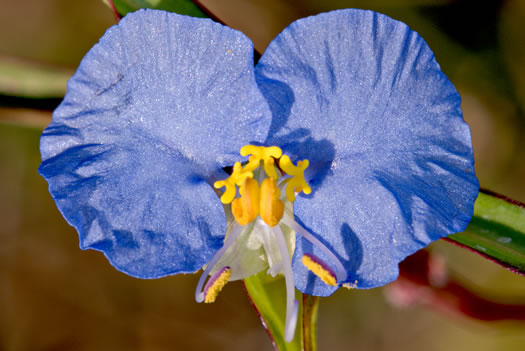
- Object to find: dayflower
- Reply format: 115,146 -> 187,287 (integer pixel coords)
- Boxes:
38,8 -> 479,341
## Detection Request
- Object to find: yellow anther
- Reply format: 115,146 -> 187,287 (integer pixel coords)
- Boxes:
241,145 -> 282,179
214,162 -> 254,204
232,178 -> 260,225
302,254 -> 337,286
204,267 -> 232,303
259,178 -> 284,227
279,155 -> 312,202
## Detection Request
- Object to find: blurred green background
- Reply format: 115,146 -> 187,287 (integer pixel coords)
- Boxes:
1,0 -> 524,350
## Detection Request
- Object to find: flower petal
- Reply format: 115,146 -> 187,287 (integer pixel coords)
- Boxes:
42,9 -> 271,172
39,143 -> 225,278
39,9 -> 271,278
256,9 -> 479,295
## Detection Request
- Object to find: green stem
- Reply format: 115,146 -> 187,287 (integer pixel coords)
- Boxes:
302,294 -> 319,351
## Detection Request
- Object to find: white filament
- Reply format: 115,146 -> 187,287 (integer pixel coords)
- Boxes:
273,224 -> 298,342
281,215 -> 347,282
195,224 -> 245,303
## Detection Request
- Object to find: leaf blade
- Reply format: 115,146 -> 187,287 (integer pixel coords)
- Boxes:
448,191 -> 525,273
243,272 -> 303,351
110,0 -> 208,18
0,56 -> 71,99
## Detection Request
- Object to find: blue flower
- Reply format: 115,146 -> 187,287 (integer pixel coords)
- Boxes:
38,9 -> 479,341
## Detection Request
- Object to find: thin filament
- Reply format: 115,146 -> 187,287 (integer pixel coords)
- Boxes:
195,224 -> 245,303
273,224 -> 298,342
281,215 -> 347,283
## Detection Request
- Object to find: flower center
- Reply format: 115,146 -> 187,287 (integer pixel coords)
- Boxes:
195,145 -> 347,342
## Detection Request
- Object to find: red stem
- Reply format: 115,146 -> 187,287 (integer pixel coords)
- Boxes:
480,188 -> 525,208
443,237 -> 525,277
395,250 -> 525,321
107,0 -> 121,22
241,281 -> 279,351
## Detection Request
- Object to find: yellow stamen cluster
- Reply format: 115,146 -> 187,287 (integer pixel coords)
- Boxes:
214,162 -> 253,204
279,155 -> 312,202
215,145 -> 310,226
260,178 -> 284,227
232,178 -> 260,225
241,145 -> 282,179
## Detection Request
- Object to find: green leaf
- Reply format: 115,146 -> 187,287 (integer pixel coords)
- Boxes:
448,191 -> 525,273
109,0 -> 208,18
0,56 -> 71,99
243,272 -> 303,351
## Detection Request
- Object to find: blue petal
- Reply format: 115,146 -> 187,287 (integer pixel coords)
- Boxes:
256,9 -> 479,295
39,9 -> 271,278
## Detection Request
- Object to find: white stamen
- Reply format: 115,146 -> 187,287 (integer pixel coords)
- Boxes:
273,224 -> 298,342
286,300 -> 299,342
255,218 -> 283,276
195,224 -> 245,303
281,215 -> 347,283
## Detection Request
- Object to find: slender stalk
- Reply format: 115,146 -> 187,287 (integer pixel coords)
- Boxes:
107,0 -> 121,22
195,224 -> 244,302
274,225 -> 299,342
302,294 -> 319,351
